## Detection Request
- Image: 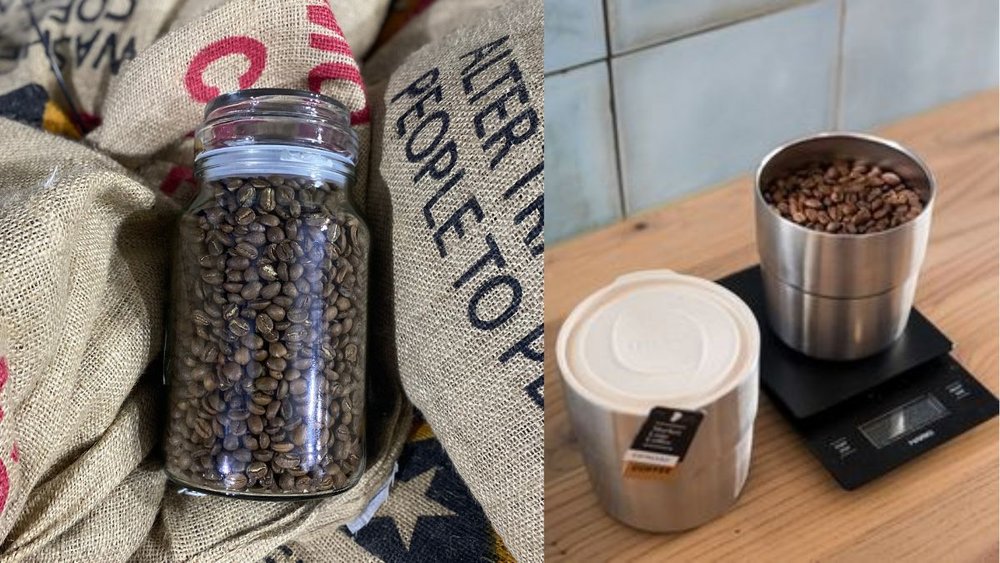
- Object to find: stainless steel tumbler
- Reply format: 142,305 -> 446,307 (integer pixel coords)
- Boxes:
556,271 -> 759,532
754,133 -> 936,360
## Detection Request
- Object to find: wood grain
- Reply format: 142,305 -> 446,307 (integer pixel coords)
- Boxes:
544,90 -> 1000,562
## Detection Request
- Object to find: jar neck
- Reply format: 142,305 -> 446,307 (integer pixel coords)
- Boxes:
195,145 -> 355,188
195,89 -> 358,183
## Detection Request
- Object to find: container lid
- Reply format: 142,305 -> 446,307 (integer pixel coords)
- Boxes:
556,270 -> 760,415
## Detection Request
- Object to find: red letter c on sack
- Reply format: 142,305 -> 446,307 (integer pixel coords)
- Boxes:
185,36 -> 267,103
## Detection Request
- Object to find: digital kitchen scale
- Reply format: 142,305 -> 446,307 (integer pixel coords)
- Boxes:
719,266 -> 999,490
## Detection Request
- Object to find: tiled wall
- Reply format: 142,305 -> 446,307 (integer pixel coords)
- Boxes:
545,0 -> 1000,243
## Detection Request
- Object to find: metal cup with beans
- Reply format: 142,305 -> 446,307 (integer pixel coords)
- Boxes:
755,132 -> 935,360
164,89 -> 369,498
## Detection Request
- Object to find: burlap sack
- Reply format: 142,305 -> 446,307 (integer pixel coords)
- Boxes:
0,117 -> 170,557
0,0 -> 390,118
0,1 -> 414,561
0,0 -> 176,116
366,1 -> 544,561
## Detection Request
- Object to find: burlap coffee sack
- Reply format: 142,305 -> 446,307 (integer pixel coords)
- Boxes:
0,0 -> 388,120
363,0 -> 502,87
0,0 -> 179,117
89,0 -> 382,213
0,117 -> 170,558
369,1 -> 544,560
170,0 -> 388,60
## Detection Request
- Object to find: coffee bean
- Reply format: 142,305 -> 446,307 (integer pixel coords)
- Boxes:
764,160 -> 924,234
224,473 -> 249,489
274,453 -> 300,469
235,208 -> 256,225
255,377 -> 279,393
259,265 -> 277,282
260,344 -> 285,362
221,362 -> 241,382
265,357 -> 286,372
240,281 -> 262,300
272,441 -> 295,453
201,270 -> 224,285
285,325 -> 307,342
289,379 -> 308,396
223,434 -> 240,451
265,399 -> 281,419
247,461 -> 268,479
248,414 -> 265,435
256,313 -> 274,334
228,318 -> 250,337
289,425 -> 306,446
234,242 -> 258,259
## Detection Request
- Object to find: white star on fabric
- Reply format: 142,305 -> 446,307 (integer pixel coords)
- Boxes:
379,468 -> 457,550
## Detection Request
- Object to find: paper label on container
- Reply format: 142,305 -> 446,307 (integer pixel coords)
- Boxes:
623,407 -> 704,480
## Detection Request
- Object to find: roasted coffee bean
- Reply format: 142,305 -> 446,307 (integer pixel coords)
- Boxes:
289,379 -> 308,396
167,174 -> 368,495
224,473 -> 249,489
234,242 -> 259,259
272,441 -> 295,453
763,160 -> 925,234
228,318 -> 250,337
247,461 -> 268,479
265,399 -> 282,419
221,362 -> 242,382
260,282 -> 281,300
255,377 -> 279,393
274,453 -> 300,469
248,413 -> 265,434
256,313 -> 274,334
223,434 -> 240,451
234,208 -> 256,225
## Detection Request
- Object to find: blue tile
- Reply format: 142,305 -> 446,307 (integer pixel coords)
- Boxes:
544,0 -> 607,73
607,0 -> 805,54
545,62 -> 623,242
612,0 -> 839,214
840,0 -> 1000,130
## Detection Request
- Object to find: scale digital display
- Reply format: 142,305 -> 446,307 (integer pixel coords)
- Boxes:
859,394 -> 949,449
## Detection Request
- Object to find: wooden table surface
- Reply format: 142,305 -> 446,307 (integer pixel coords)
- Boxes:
544,90 -> 999,562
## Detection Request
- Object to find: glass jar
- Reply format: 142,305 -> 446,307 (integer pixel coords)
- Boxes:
164,89 -> 369,498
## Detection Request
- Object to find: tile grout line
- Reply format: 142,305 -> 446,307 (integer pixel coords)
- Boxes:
545,0 -> 817,78
608,0 -> 816,61
602,0 -> 630,219
833,0 -> 847,129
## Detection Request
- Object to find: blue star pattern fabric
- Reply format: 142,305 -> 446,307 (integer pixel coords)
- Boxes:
265,413 -> 514,562
352,429 -> 497,561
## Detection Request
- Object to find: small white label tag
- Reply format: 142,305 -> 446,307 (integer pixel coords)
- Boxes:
622,450 -> 680,467
346,463 -> 397,534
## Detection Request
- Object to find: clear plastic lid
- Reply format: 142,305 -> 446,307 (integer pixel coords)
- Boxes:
556,270 -> 760,415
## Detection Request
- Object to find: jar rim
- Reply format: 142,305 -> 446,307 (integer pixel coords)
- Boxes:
204,88 -> 348,119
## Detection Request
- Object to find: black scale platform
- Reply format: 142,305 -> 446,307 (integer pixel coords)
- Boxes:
718,266 -> 998,490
